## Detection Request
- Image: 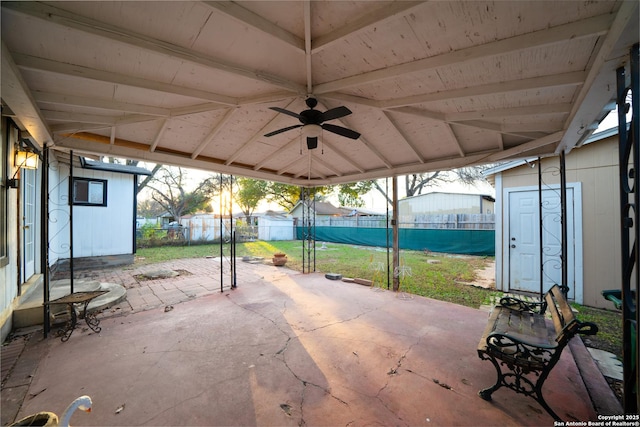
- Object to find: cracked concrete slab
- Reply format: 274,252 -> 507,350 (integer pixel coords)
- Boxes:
14,265 -> 597,426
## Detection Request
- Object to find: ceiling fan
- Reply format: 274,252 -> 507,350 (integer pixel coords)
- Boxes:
264,97 -> 361,150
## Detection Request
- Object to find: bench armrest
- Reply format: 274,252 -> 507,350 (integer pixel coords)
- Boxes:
577,321 -> 598,336
499,296 -> 546,314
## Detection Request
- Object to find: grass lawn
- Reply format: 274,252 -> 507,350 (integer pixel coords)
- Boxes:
136,240 -> 502,309
135,240 -> 622,358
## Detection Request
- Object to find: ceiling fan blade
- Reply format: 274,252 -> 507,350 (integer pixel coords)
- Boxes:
306,137 -> 318,150
264,124 -> 302,137
320,106 -> 352,122
322,123 -> 361,139
269,106 -> 302,120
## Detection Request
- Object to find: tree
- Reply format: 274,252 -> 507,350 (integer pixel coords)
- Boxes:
337,181 -> 374,207
102,156 -> 162,194
262,183 -> 333,210
369,166 -> 491,205
235,178 -> 269,223
264,183 -> 302,210
145,166 -> 217,220
137,198 -> 164,218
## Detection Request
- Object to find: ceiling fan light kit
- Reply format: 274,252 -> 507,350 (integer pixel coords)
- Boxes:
302,124 -> 322,138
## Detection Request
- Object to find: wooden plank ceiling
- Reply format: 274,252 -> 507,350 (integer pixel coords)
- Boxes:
2,1 -> 638,186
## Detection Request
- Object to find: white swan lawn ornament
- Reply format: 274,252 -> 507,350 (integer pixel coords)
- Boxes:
10,395 -> 92,426
59,395 -> 92,426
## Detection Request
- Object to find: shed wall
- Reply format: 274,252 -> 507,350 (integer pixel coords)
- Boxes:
498,135 -> 620,309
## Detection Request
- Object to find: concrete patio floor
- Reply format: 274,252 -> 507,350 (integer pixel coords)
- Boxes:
4,260 -> 614,425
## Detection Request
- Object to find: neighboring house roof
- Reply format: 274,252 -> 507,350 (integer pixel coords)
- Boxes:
483,126 -> 620,177
290,201 -> 344,216
260,210 -> 290,219
80,158 -> 153,176
341,207 -> 385,216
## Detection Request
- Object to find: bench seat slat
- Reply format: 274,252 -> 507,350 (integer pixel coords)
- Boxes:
479,306 -> 555,349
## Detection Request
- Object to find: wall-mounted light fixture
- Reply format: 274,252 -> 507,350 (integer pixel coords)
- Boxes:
15,149 -> 39,170
7,149 -> 39,188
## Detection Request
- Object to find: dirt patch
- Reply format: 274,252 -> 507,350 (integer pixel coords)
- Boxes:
473,260 -> 496,289
134,269 -> 192,281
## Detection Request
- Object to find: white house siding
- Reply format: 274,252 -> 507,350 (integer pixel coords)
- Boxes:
1,122 -> 32,342
48,163 -> 134,260
74,169 -> 133,257
0,163 -> 18,342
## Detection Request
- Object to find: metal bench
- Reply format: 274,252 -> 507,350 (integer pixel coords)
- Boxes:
477,285 -> 598,420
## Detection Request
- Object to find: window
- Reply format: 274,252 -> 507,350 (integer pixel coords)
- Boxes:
72,178 -> 107,206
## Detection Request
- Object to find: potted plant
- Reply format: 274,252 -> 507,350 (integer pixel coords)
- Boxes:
272,252 -> 287,266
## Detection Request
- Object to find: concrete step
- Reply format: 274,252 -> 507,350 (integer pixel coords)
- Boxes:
13,279 -> 127,328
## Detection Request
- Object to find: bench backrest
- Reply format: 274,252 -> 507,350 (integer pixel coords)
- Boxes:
544,285 -> 578,344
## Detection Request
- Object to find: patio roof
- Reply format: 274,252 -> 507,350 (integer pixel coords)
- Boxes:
1,1 -> 638,186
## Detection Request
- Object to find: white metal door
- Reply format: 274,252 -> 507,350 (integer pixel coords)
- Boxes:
22,168 -> 36,280
508,188 -> 575,299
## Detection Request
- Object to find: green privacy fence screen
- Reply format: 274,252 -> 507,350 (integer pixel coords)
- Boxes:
296,226 -> 495,256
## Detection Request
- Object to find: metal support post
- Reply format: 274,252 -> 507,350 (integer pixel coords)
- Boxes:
617,43 -> 639,414
560,150 -> 569,298
538,157 -> 544,301
392,176 -> 399,292
301,187 -> 316,273
69,150 -> 74,294
42,145 -> 50,337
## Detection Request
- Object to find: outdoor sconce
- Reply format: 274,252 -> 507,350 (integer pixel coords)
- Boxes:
7,149 -> 39,188
15,149 -> 39,170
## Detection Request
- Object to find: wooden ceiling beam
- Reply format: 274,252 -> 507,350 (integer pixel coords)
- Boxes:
50,122 -> 110,133
55,132 -> 301,185
35,91 -> 232,120
150,119 -> 170,152
382,111 -> 426,164
225,98 -> 300,166
380,71 -> 587,109
14,53 -> 239,106
321,140 -> 365,173
277,156 -> 304,175
447,103 -> 572,122
313,13 -> 612,94
203,1 -> 304,52
317,99 -> 392,168
34,91 -> 170,116
486,131 -> 563,162
311,2 -> 424,54
310,153 -> 343,177
42,110 -> 119,125
254,137 -> 300,171
1,42 -> 52,147
191,108 -> 236,160
3,2 -> 305,95
390,107 -> 539,141
559,0 -> 639,152
304,0 -> 313,94
443,123 -> 465,158
320,92 -> 382,108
